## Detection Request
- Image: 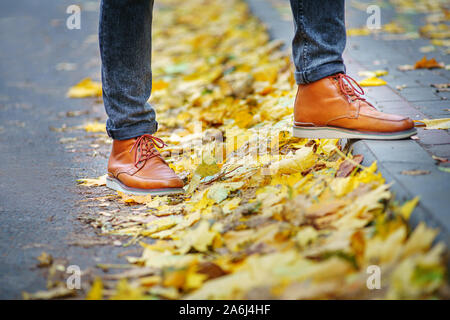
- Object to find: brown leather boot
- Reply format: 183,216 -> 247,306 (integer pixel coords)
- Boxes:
293,73 -> 416,139
106,134 -> 184,195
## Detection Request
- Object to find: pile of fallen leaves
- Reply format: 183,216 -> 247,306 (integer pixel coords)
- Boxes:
73,0 -> 446,300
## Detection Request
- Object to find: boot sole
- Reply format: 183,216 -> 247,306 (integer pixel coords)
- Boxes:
106,176 -> 185,196
293,126 -> 417,140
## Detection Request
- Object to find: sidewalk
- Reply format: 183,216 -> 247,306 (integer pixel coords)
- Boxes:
246,0 -> 450,244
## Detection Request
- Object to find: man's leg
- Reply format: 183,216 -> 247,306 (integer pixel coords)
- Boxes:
289,0 -> 416,140
290,0 -> 346,84
100,0 -> 184,195
99,0 -> 157,140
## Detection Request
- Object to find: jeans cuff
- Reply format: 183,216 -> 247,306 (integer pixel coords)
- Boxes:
295,62 -> 346,84
106,121 -> 158,140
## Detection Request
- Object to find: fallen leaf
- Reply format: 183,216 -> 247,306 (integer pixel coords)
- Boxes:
207,182 -> 244,203
431,83 -> 450,91
419,45 -> 436,53
36,252 -> 53,268
77,174 -> 107,187
399,197 -> 420,220
383,21 -> 405,34
195,157 -> 221,178
437,167 -> 450,173
401,170 -> 431,176
117,191 -> 153,204
177,220 -> 218,253
347,28 -> 371,36
336,154 -> 364,177
23,287 -> 75,300
269,147 -> 316,174
67,78 -> 102,98
414,56 -> 444,69
86,277 -> 103,300
415,118 -> 450,130
358,70 -> 388,78
397,64 -> 415,71
197,262 -> 227,280
359,76 -> 387,87
83,121 -> 106,133
432,155 -> 449,163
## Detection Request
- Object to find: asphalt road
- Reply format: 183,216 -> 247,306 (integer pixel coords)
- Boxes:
0,0 -> 125,299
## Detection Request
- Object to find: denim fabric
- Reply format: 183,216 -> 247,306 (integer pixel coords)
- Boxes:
289,0 -> 346,84
99,0 -> 347,139
99,0 -> 157,140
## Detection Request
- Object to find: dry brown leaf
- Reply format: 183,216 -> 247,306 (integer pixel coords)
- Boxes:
401,170 -> 431,176
414,56 -> 444,69
336,154 -> 364,178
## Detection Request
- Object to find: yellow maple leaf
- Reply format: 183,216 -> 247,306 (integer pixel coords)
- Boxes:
77,174 -> 107,186
140,216 -> 182,237
86,277 -> 103,300
383,21 -> 406,34
152,79 -> 169,91
399,197 -> 420,220
184,266 -> 208,291
359,76 -> 387,87
67,78 -> 102,98
347,28 -> 371,36
83,121 -> 106,133
415,118 -> 450,130
207,182 -> 244,204
117,191 -> 153,204
221,197 -> 241,214
178,220 -> 217,253
269,147 -> 316,175
110,279 -> 147,300
358,70 -> 388,78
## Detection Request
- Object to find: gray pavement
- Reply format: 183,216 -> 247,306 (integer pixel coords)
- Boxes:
246,0 -> 450,244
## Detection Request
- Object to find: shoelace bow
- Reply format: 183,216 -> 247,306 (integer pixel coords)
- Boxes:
129,134 -> 167,167
336,73 -> 374,107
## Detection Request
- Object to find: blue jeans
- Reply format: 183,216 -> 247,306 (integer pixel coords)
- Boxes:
99,0 -> 346,140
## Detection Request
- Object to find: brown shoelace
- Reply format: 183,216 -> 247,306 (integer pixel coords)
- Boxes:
129,134 -> 167,167
336,73 -> 374,107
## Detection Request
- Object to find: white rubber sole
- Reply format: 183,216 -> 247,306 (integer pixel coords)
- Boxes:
106,176 -> 185,196
293,126 -> 417,140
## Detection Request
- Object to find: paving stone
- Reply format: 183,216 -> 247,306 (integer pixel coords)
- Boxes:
359,140 -> 434,164
381,161 -> 450,235
415,71 -> 450,87
416,128 -> 450,146
353,141 -> 449,242
376,101 -> 426,119
364,85 -> 403,103
383,74 -> 422,88
436,90 -> 450,101
422,144 -> 450,159
412,100 -> 450,118
397,87 -> 442,102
